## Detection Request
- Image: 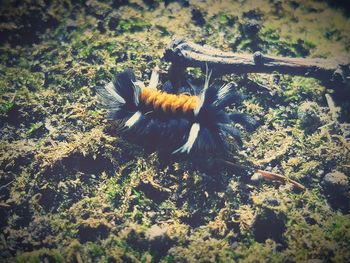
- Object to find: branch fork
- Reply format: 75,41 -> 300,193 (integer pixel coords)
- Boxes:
164,37 -> 350,90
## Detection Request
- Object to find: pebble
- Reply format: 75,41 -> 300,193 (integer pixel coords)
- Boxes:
252,208 -> 286,243
146,224 -> 168,242
315,170 -> 324,177
145,224 -> 173,253
322,171 -> 349,211
243,19 -> 261,35
322,171 -> 349,195
263,196 -> 280,206
250,172 -> 263,182
108,17 -> 119,31
297,102 -> 322,134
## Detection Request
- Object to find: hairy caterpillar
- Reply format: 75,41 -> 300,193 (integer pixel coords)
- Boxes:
97,68 -> 255,154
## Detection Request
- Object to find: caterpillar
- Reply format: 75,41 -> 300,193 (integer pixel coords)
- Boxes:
97,68 -> 255,154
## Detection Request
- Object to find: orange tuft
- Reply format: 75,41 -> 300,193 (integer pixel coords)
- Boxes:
140,87 -> 199,114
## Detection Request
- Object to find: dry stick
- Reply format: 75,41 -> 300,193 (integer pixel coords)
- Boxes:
215,159 -> 305,191
214,158 -> 252,171
164,37 -> 350,89
325,93 -> 340,121
0,202 -> 11,208
256,169 -> 305,191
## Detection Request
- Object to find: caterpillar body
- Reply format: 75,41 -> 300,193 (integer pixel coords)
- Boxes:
97,68 -> 255,154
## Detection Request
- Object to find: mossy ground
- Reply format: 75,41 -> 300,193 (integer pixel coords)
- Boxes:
0,0 -> 349,262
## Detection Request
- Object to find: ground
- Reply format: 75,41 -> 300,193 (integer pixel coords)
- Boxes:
0,0 -> 350,262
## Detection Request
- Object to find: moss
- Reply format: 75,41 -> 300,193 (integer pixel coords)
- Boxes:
35,127 -> 115,169
105,177 -> 124,204
246,124 -> 294,166
325,214 -> 350,244
16,248 -> 64,263
280,77 -> 325,103
0,100 -> 14,114
86,242 -> 105,258
167,238 -> 235,262
282,157 -> 321,180
117,18 -> 151,33
1,0 -> 350,262
232,240 -> 283,262
26,122 -> 43,136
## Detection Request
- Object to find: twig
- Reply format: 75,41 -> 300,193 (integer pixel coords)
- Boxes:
256,169 -> 305,191
215,159 -> 305,191
164,37 -> 350,90
0,202 -> 11,208
214,158 -> 252,171
325,93 -> 340,121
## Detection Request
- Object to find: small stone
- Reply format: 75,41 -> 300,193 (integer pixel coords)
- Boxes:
250,172 -> 262,182
298,102 -> 322,134
265,166 -> 272,172
253,208 -> 286,243
201,232 -> 210,241
97,21 -> 106,33
316,170 -> 324,177
108,17 -> 119,31
263,196 -> 280,206
322,171 -> 349,195
147,211 -> 156,219
76,120 -> 83,127
243,19 -> 261,36
322,171 -> 349,211
66,19 -> 78,32
115,51 -> 128,62
28,217 -> 53,243
55,133 -> 67,142
191,8 -> 205,26
146,224 -> 173,256
146,224 -> 168,241
77,220 -> 110,243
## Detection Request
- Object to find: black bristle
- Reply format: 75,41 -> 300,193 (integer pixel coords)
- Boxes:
216,91 -> 243,110
202,84 -> 219,106
165,118 -> 190,137
230,113 -> 257,131
107,109 -> 130,120
197,128 -> 216,151
130,114 -> 148,134
159,80 -> 174,92
96,85 -> 123,109
113,69 -> 138,108
218,124 -> 243,147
